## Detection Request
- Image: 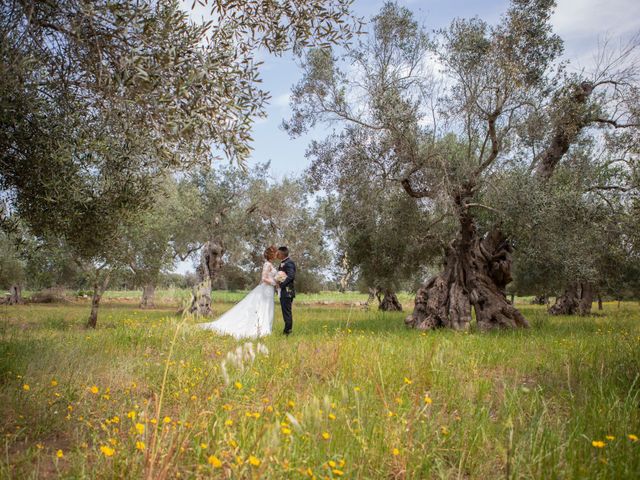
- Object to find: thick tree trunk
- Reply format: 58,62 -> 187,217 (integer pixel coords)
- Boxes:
189,239 -> 224,316
86,272 -> 110,329
548,284 -> 579,315
365,287 -> 379,308
379,289 -> 403,312
578,282 -> 594,316
406,209 -> 528,331
9,284 -> 23,305
140,284 -> 156,308
548,282 -> 593,316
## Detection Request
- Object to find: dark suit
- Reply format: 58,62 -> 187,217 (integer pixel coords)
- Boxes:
278,257 -> 296,334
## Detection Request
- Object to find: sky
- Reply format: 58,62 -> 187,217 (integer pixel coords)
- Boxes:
192,0 -> 639,178
176,0 -> 640,273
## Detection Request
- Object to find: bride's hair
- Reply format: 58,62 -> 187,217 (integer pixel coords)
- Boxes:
264,245 -> 278,260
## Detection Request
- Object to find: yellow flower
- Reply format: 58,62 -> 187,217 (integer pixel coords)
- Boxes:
392,448 -> 400,456
111,416 -> 120,424
108,438 -> 117,446
225,419 -> 233,426
136,441 -> 145,451
207,455 -> 222,468
248,455 -> 261,467
36,443 -> 44,450
100,445 -> 115,457
328,413 -> 336,420
135,423 -> 145,435
440,426 -> 449,435
89,385 -> 99,395
306,467 -> 314,477
127,411 -> 136,419
228,439 -> 238,448
592,440 -> 606,448
338,459 -> 346,467
200,443 -> 208,449
234,381 -> 243,390
354,387 -> 361,392
321,432 -> 331,440
328,460 -> 337,468
605,435 -> 615,441
332,469 -> 344,476
281,427 -> 292,435
424,395 -> 433,405
403,377 -> 413,385
150,418 -> 157,424
50,380 -> 58,387
287,400 -> 296,408
163,416 -> 171,424
22,384 -> 30,391
222,403 -> 232,411
190,395 -> 197,401
628,434 -> 638,442
56,449 -> 64,458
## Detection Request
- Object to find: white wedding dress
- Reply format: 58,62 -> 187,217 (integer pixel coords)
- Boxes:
199,261 -> 276,339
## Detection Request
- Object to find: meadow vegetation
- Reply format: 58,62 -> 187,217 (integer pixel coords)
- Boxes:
1,295 -> 639,479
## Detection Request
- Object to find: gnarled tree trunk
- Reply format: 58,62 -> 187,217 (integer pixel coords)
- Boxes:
189,239 -> 224,316
140,284 -> 156,308
406,208 -> 528,331
530,295 -> 548,305
548,282 -> 593,316
86,271 -> 110,328
9,284 -> 23,305
379,289 -> 403,311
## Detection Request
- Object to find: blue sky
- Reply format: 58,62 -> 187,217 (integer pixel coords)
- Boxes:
205,0 -> 639,179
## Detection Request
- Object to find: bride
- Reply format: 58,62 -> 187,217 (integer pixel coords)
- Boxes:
199,245 -> 278,339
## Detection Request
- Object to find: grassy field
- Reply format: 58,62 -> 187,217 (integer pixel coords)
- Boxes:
0,296 -> 639,479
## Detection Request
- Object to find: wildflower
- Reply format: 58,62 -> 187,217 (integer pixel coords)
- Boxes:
136,441 -> 145,451
234,381 -> 243,390
208,455 -> 222,468
248,455 -> 260,467
190,395 -> 197,401
225,419 -> 233,426
108,438 -> 117,446
281,427 -> 292,435
150,418 -> 157,424
51,380 -> 58,387
306,467 -> 314,477
127,411 -> 136,420
163,416 -> 171,424
56,450 -> 64,458
392,448 -> 400,456
354,387 -> 361,392
628,434 -> 638,442
287,400 -> 296,408
440,426 -> 449,435
22,384 -> 30,391
89,386 -> 99,395
332,469 -> 344,476
228,439 -> 238,448
605,435 -> 615,441
135,423 -> 145,435
403,377 -> 413,385
424,395 -> 433,405
592,440 -> 606,448
328,461 -> 337,468
36,443 -> 44,450
100,445 -> 115,457
111,416 -> 120,424
322,432 -> 331,440
328,413 -> 336,421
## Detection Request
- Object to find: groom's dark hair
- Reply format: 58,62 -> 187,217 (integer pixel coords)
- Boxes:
278,246 -> 289,257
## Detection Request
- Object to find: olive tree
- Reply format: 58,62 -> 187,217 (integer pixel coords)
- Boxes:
286,1 -> 639,330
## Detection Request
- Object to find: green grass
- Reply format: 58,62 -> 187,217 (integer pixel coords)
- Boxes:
0,298 -> 639,479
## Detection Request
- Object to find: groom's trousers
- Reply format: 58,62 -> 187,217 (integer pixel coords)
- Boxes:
280,295 -> 293,334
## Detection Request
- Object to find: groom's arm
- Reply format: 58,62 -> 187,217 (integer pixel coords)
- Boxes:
280,262 -> 296,288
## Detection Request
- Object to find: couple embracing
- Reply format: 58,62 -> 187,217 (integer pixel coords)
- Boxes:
200,246 -> 296,339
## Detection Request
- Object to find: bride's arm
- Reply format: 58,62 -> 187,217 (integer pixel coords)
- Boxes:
261,263 -> 276,286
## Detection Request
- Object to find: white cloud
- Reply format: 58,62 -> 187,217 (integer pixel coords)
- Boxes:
552,0 -> 640,67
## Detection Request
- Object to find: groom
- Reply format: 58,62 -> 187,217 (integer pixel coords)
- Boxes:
277,246 -> 296,335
